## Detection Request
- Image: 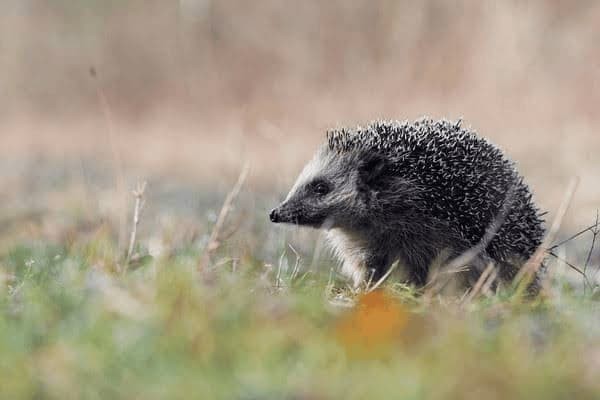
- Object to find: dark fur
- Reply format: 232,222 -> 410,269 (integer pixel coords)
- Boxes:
271,118 -> 545,291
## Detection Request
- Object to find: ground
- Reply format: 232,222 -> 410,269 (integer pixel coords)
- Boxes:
0,172 -> 599,399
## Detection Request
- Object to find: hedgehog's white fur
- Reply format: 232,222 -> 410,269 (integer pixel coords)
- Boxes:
326,229 -> 368,287
285,148 -> 331,202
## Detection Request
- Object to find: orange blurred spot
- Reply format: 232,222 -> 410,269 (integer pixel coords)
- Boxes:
335,290 -> 409,358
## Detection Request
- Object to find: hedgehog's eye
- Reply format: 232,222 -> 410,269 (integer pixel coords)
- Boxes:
310,180 -> 330,196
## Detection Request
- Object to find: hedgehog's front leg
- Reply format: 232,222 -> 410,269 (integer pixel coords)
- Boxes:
336,245 -> 370,288
343,239 -> 392,289
342,258 -> 367,289
325,229 -> 396,288
362,250 -> 395,287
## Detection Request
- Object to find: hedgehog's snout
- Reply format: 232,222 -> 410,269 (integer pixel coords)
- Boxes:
270,202 -> 301,224
269,208 -> 281,223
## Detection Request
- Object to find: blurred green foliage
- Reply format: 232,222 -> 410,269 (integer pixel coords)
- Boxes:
1,238 -> 599,399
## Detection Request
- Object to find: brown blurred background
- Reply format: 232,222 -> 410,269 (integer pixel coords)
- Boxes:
1,0 -> 599,230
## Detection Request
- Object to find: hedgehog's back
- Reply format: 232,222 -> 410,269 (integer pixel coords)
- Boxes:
328,118 -> 545,264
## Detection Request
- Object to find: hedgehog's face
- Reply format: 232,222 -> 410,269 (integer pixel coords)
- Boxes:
270,148 -> 385,230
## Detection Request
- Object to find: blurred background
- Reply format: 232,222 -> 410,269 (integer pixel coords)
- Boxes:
1,0 -> 599,249
3,4 -> 600,397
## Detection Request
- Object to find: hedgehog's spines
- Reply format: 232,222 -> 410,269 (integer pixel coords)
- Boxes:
280,118 -> 545,291
325,118 -> 545,265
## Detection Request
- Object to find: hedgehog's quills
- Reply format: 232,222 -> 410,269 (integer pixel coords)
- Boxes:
270,118 -> 545,292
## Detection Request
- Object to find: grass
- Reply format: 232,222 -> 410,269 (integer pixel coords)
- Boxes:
0,166 -> 597,399
1,223 -> 599,399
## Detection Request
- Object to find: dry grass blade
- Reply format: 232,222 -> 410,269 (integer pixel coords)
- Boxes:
366,261 -> 399,293
126,181 -> 147,264
423,183 -> 519,299
515,177 -> 579,291
364,269 -> 376,292
445,183 -> 519,274
198,163 -> 250,271
91,68 -> 127,251
422,263 -> 470,302
480,268 -> 498,297
288,244 -> 302,281
461,263 -> 495,306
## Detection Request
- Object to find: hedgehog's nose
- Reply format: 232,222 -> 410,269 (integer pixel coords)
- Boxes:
269,208 -> 280,223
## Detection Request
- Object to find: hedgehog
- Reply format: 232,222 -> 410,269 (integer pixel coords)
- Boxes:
269,118 -> 545,292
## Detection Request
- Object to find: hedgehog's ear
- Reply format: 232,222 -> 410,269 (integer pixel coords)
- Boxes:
358,155 -> 385,185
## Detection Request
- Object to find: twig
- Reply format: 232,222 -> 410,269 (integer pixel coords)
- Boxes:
547,251 -> 586,277
583,210 -> 599,277
366,261 -> 399,293
198,163 -> 249,271
544,208 -> 599,292
126,181 -> 147,264
548,222 -> 599,251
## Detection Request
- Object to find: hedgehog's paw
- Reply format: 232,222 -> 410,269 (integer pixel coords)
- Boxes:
340,261 -> 367,290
